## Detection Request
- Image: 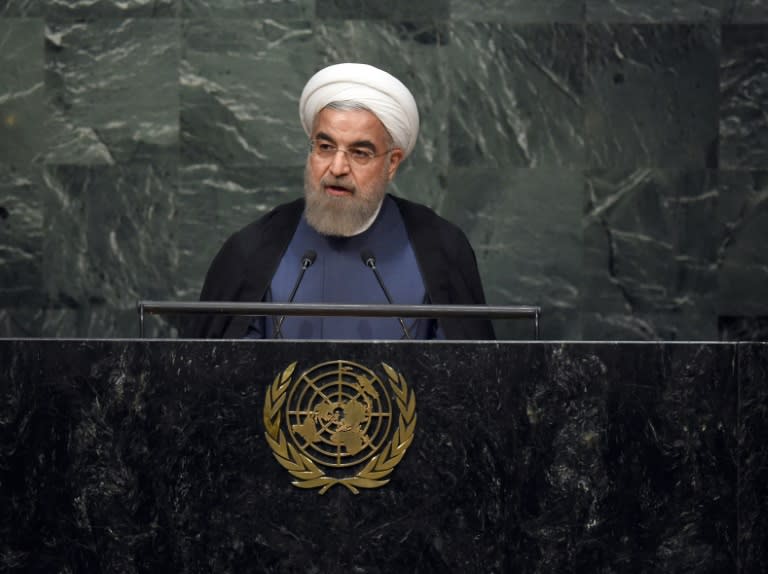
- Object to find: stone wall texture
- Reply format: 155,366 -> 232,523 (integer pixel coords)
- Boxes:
1,0 -> 767,340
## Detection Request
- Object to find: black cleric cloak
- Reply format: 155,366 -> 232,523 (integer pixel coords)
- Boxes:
184,194 -> 495,341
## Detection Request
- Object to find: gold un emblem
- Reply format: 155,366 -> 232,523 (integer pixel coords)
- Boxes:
263,360 -> 417,494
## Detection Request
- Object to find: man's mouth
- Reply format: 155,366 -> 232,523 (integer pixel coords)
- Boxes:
323,182 -> 354,196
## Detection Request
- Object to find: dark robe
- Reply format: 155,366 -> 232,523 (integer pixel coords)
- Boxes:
185,193 -> 495,340
249,195 -> 441,340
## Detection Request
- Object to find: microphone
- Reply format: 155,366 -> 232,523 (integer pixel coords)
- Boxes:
273,249 -> 317,338
360,249 -> 411,340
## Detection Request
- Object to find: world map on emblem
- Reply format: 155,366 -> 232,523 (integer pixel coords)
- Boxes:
286,361 -> 394,468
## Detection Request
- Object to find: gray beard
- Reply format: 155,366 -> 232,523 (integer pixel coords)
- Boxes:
303,168 -> 387,237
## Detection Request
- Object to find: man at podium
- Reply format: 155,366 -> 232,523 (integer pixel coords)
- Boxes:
190,63 -> 494,341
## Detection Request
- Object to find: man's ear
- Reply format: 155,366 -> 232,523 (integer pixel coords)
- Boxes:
387,148 -> 405,181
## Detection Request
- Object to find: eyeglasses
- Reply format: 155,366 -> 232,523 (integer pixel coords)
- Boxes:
309,139 -> 391,166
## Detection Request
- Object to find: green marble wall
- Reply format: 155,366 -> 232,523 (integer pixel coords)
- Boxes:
1,1 -> 767,340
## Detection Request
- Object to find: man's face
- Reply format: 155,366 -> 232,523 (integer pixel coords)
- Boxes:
304,107 -> 404,237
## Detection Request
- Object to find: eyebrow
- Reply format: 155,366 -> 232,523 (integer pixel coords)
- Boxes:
314,132 -> 378,152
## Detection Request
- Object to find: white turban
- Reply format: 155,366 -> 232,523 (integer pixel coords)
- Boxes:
299,63 -> 420,158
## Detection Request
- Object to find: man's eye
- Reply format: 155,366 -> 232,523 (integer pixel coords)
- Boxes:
349,148 -> 372,159
317,143 -> 336,153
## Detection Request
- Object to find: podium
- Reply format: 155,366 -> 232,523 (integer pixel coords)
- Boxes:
1,339 -> 766,573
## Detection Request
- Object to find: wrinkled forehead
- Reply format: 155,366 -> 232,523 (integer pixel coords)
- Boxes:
310,107 -> 393,147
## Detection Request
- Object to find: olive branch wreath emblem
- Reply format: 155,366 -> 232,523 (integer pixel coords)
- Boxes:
263,361 -> 417,494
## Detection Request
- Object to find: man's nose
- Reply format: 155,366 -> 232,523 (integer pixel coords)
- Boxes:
328,149 -> 351,176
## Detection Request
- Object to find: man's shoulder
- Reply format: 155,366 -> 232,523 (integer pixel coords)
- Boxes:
226,197 -> 305,253
390,194 -> 468,240
390,193 -> 435,218
237,196 -> 305,237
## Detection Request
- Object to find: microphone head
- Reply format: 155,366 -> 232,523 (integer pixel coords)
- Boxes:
360,249 -> 376,268
301,249 -> 317,267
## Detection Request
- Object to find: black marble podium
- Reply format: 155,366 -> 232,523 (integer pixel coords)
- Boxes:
1,340 -> 766,573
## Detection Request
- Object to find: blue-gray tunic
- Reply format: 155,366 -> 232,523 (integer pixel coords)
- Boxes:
247,195 -> 442,340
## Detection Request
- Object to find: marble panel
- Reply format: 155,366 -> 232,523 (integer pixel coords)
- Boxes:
0,340 -> 517,571
450,0 -> 584,22
313,20 -> 450,171
45,18 -> 179,165
174,165 -> 220,302
726,0 -> 768,22
738,343 -> 768,573
388,163 -> 446,214
0,0 -> 42,16
181,0 -> 313,18
36,303 -> 174,338
316,0 -> 449,21
576,0 -> 766,23
0,18 -> 44,168
582,311 -> 720,342
718,316 -> 768,340
444,167 -> 583,341
0,165 -> 43,306
716,170 -> 768,316
0,340 -> 740,572
448,22 -> 585,169
176,164 -> 304,301
0,2 -> 764,344
0,340 -> 153,571
40,163 -> 178,314
180,19 -> 314,168
514,342 -> 736,572
585,23 -> 720,169
586,0 -> 722,22
582,169 -> 720,340
45,0 -> 178,18
0,306 -> 44,337
719,24 -> 768,169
